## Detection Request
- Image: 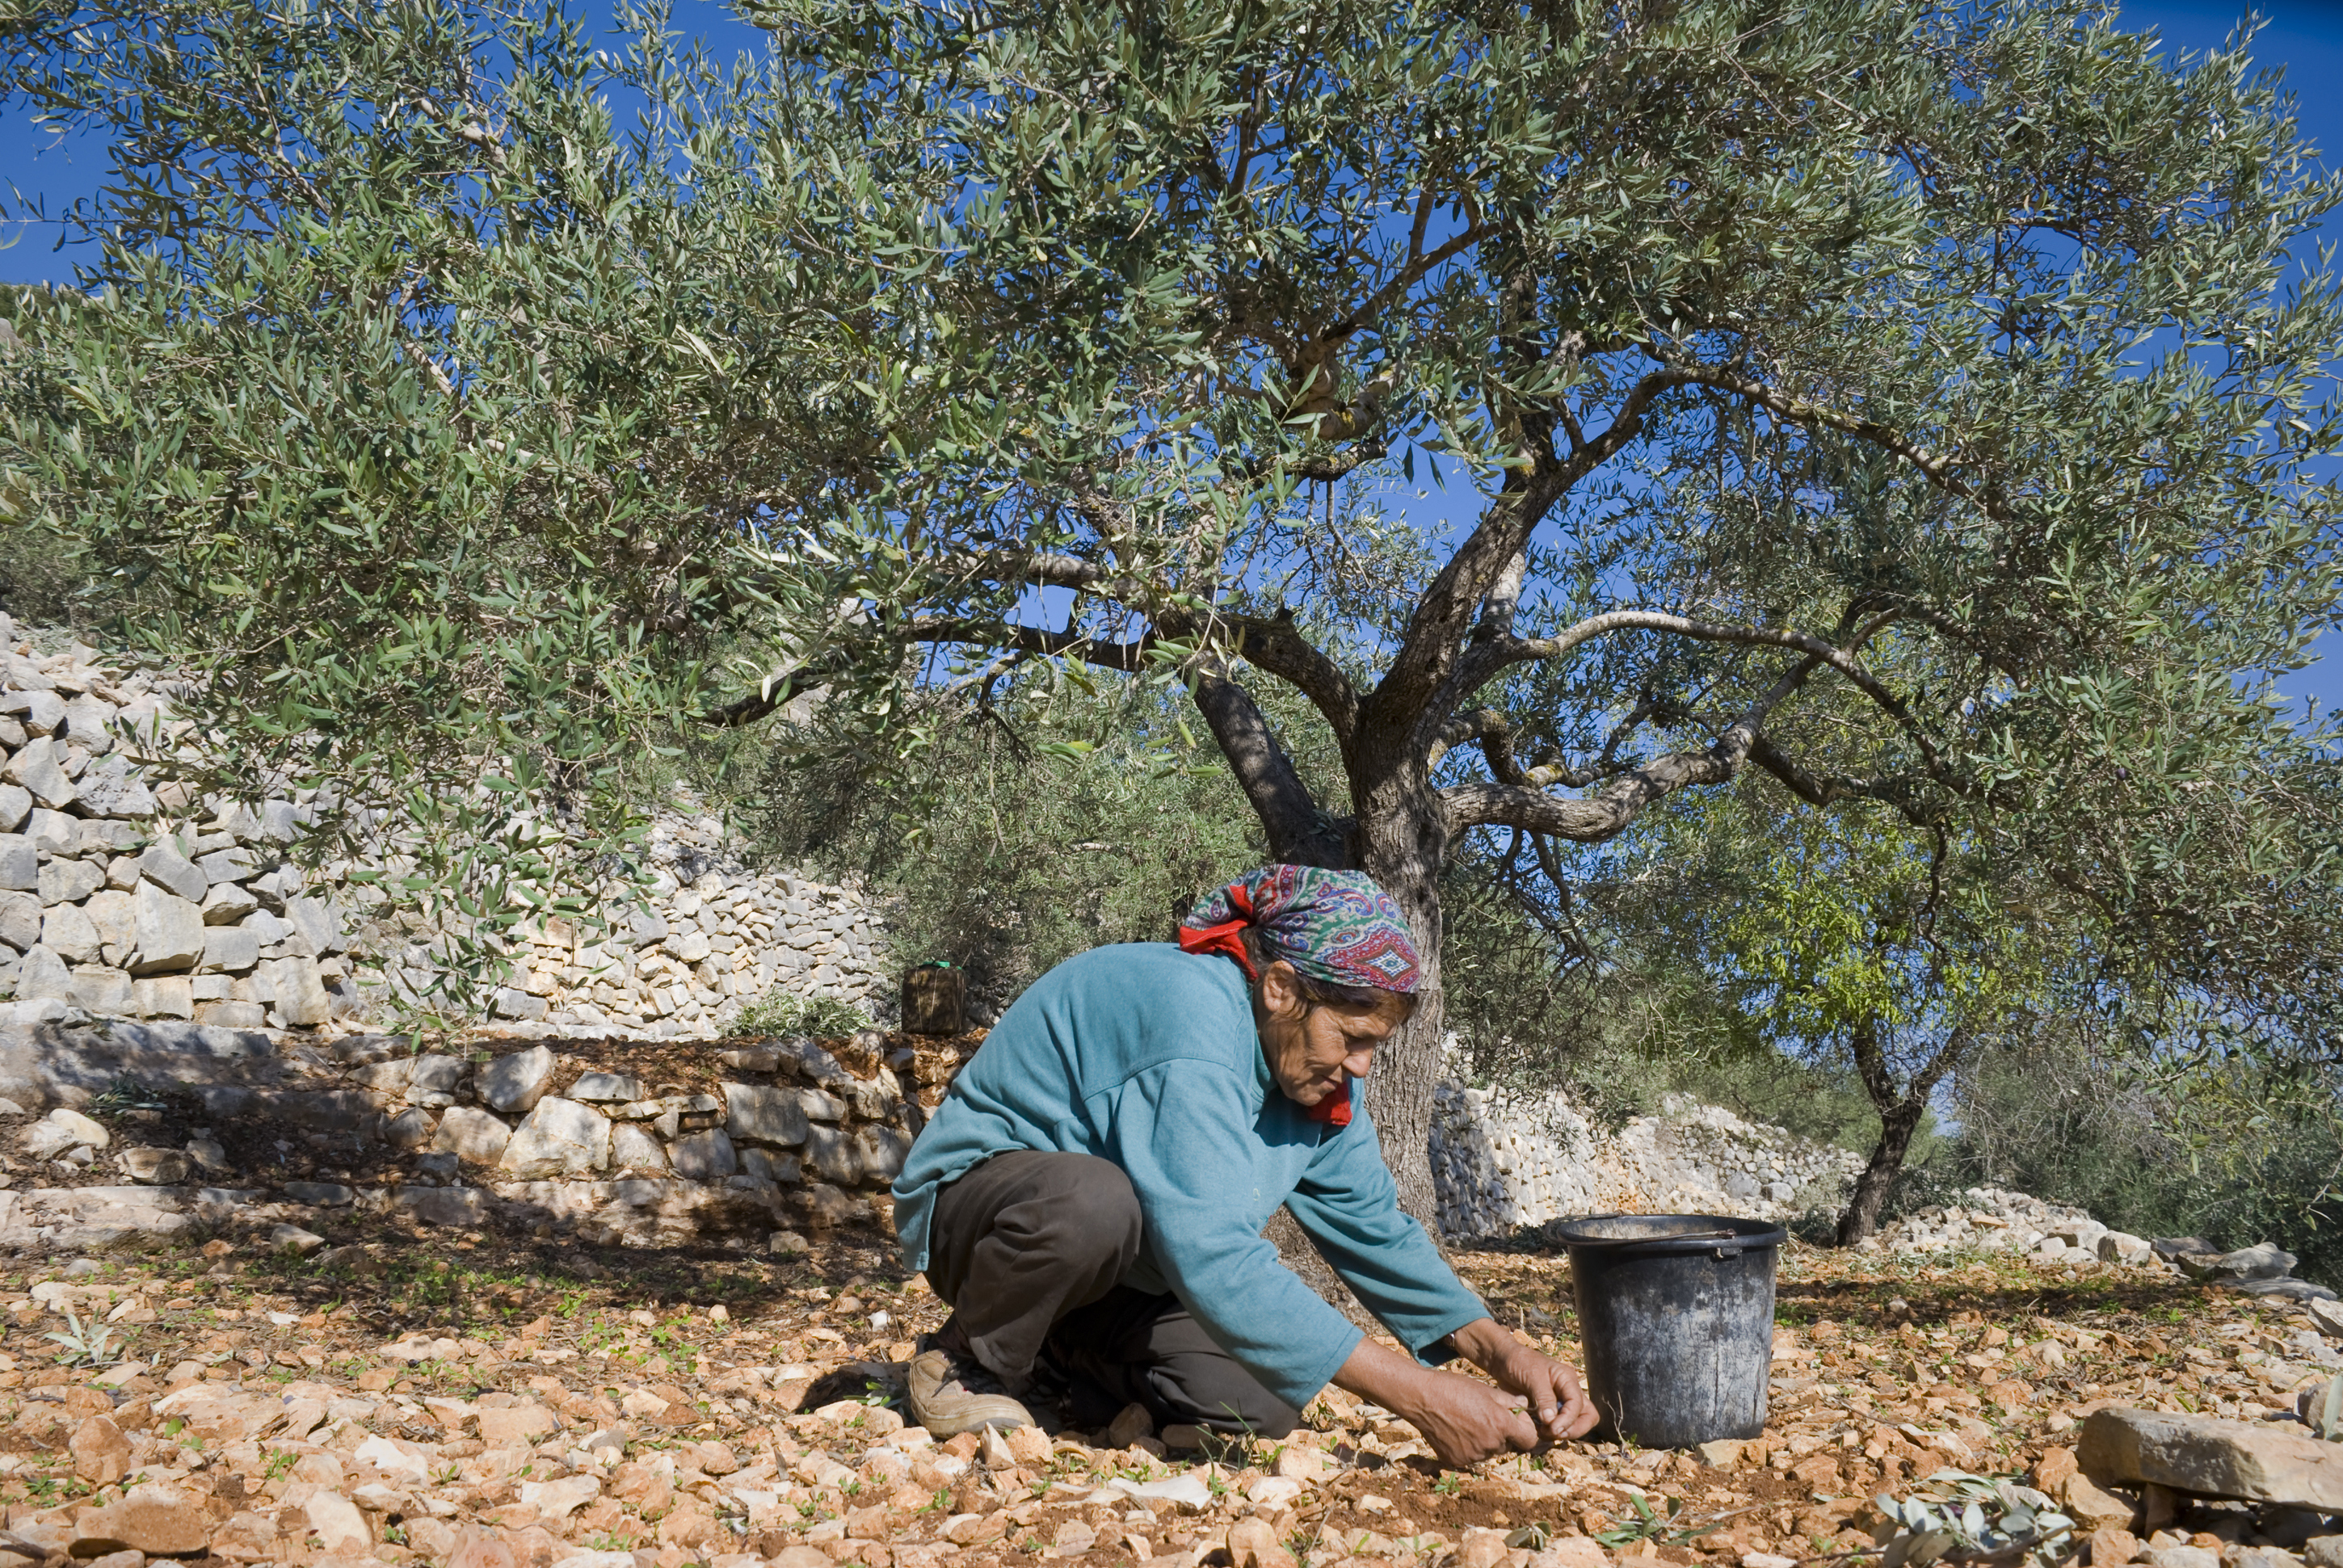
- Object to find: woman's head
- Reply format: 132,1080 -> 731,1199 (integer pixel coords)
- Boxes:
1176,865 -> 1423,1116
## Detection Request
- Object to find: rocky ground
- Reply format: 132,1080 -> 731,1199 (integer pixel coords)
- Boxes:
0,1217 -> 2331,1568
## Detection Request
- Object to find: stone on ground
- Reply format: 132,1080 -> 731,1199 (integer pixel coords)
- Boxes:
2080,1408 -> 2343,1511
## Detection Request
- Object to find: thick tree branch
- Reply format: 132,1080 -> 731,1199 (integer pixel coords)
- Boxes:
1384,367 -> 1701,746
1745,735 -> 1953,829
1188,661 -> 1351,868
1439,645 -> 1828,840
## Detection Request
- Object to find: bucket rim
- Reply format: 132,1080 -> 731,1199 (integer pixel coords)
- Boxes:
1547,1212 -> 1787,1254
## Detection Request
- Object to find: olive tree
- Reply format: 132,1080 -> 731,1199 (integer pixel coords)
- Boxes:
712,0 -> 2343,1212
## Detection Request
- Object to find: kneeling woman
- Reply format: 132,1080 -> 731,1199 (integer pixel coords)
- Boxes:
890,864 -> 1600,1463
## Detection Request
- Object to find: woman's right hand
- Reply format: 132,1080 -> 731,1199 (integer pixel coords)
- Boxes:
1399,1366 -> 1543,1466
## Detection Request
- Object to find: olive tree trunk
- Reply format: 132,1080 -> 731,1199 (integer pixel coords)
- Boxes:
1834,1015 -> 1970,1247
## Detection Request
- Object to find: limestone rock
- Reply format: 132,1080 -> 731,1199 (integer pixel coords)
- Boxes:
73,1482 -> 214,1556
0,835 -> 32,893
2,689 -> 64,733
17,944 -> 74,1003
570,1071 -> 641,1102
129,881 -> 205,974
2176,1242 -> 2297,1284
1529,1541 -> 1613,1568
2,737 -> 76,809
1105,1403 -> 1155,1448
40,902 -> 99,965
120,1147 -> 191,1184
2080,1407 -> 2343,1510
795,1086 -> 848,1123
70,1414 -> 132,1484
270,956 -> 333,1026
305,1490 -> 372,1553
434,1106 -> 514,1166
2087,1527 -> 2142,1568
270,1224 -> 327,1255
200,881 -> 258,924
283,1180 -> 354,1205
610,1123 -> 667,1171
48,1108 -> 111,1150
40,856 -> 103,905
0,889 -> 38,951
84,889 -> 133,953
73,966 -> 131,1014
2304,1538 -> 2343,1568
129,975 -> 191,1019
670,1128 -> 737,1179
724,1081 -> 810,1147
396,1186 -> 490,1226
855,1125 -> 910,1182
498,1096 -> 610,1179
384,1107 -> 435,1151
480,1045 -> 555,1112
2140,1550 -> 2219,1568
804,1125 -> 861,1184
74,758 -> 154,819
279,1090 -> 374,1133
490,987 -> 548,1021
2063,1473 -> 2140,1530
284,895 -> 344,954
139,845 -> 208,903
478,1403 -> 558,1445
200,926 -> 260,974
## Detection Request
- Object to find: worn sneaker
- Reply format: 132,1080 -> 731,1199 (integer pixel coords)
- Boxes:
905,1345 -> 1034,1436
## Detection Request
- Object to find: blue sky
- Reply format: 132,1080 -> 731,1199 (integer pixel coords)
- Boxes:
4,0 -> 2339,711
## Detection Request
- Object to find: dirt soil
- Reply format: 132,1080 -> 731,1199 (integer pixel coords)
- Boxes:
0,1200 -> 2324,1568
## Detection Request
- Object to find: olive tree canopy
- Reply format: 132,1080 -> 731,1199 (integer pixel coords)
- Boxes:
6,0 -> 2341,1214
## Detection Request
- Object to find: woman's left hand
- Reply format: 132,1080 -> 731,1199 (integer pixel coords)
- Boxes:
1451,1319 -> 1602,1441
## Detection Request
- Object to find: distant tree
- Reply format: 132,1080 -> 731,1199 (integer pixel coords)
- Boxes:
1632,785 -> 2050,1243
7,0 -> 2343,1214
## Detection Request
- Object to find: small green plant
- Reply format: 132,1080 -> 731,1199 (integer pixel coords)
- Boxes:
264,1451 -> 298,1480
1597,1494 -> 1684,1548
733,993 -> 872,1040
1870,1470 -> 2074,1568
43,1309 -> 120,1368
1432,1473 -> 1462,1497
85,1077 -> 170,1119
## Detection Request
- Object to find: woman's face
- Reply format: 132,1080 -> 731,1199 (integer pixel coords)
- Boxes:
1255,961 -> 1406,1108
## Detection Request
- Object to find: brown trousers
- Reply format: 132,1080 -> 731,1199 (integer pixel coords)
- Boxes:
923,1150 -> 1302,1436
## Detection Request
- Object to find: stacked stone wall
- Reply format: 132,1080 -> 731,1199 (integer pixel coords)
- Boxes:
0,618 -> 889,1039
1432,1082 -> 1865,1237
0,1018 -> 974,1254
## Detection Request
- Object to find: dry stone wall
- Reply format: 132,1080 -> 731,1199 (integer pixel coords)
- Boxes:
1430,1078 -> 2144,1261
0,617 -> 889,1038
1432,1082 -> 1866,1237
0,1019 -> 976,1255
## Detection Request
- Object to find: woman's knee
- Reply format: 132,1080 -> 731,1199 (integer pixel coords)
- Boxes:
957,1151 -> 1142,1278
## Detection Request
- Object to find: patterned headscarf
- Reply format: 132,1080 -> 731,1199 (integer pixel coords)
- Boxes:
1177,864 -> 1423,994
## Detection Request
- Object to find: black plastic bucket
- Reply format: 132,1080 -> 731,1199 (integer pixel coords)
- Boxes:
1550,1213 -> 1785,1448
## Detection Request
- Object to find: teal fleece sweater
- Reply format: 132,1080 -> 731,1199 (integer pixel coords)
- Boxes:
890,943 -> 1488,1408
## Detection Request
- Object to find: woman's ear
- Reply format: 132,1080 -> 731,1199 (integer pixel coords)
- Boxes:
1256,960 -> 1307,1021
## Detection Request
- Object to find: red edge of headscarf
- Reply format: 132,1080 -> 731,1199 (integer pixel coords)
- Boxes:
1178,881 -> 1353,1129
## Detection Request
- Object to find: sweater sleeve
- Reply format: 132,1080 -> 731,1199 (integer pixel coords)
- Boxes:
1096,1061 -> 1365,1409
1285,1096 -> 1491,1364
